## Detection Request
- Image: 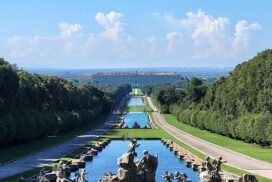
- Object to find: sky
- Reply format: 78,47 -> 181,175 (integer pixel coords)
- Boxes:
0,0 -> 271,69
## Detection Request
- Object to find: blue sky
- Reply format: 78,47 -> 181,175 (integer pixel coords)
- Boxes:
0,0 -> 271,68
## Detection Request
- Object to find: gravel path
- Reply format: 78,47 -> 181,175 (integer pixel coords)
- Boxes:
147,97 -> 272,179
0,114 -> 118,180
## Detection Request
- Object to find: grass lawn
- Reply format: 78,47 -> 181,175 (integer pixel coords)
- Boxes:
0,115 -> 108,164
163,114 -> 272,163
128,106 -> 152,112
129,88 -> 144,96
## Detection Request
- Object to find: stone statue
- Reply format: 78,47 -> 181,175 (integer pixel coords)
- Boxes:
34,160 -> 72,182
200,156 -> 226,182
205,156 -> 213,175
54,161 -> 66,179
101,139 -> 158,182
128,138 -> 140,157
161,171 -> 174,182
174,171 -> 191,182
132,122 -> 140,128
215,156 -> 226,174
137,150 -> 158,182
75,169 -> 87,182
117,151 -> 138,181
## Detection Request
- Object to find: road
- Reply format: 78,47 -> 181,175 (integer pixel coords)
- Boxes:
0,114 -> 118,180
147,97 -> 272,179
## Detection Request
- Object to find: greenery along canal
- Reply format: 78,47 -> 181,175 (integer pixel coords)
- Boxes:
2,91 -> 270,182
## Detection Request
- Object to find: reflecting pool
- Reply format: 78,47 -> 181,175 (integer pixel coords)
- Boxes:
128,97 -> 144,106
123,112 -> 150,128
73,140 -> 199,182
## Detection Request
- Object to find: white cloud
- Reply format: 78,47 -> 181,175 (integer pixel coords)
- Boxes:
164,9 -> 261,58
7,11 -> 134,63
166,32 -> 183,55
85,33 -> 96,47
95,11 -> 124,42
5,10 -> 262,67
232,20 -> 261,49
7,35 -> 61,59
59,23 -> 82,39
7,24 -> 84,59
166,10 -> 229,57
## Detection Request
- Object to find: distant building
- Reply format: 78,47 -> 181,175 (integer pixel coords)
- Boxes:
92,71 -> 184,87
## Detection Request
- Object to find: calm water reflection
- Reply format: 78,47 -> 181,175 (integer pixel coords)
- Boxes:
123,112 -> 150,128
74,140 -> 199,182
128,97 -> 144,106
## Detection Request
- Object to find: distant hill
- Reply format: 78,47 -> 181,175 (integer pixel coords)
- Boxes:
26,67 -> 232,79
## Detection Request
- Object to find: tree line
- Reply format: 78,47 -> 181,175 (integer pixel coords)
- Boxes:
0,59 -> 131,147
144,50 -> 272,145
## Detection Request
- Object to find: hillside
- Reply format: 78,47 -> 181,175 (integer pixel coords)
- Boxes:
151,50 -> 272,144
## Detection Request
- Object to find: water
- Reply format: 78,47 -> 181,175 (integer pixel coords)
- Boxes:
123,112 -> 150,128
128,97 -> 144,106
73,140 -> 199,182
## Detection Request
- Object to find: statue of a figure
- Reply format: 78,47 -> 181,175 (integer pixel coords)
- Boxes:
215,156 -> 226,174
201,156 -> 227,182
101,172 -> 118,182
55,161 -> 67,179
161,171 -> 174,182
128,138 -> 140,157
132,122 -> 140,128
117,151 -> 138,181
138,150 -> 158,182
102,139 -> 158,182
75,169 -> 87,182
174,171 -> 190,182
205,156 -> 213,175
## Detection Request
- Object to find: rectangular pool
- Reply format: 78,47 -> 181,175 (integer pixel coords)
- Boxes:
75,140 -> 199,182
128,97 -> 144,106
123,112 -> 150,128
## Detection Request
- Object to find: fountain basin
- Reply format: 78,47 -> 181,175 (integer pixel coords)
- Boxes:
70,140 -> 199,182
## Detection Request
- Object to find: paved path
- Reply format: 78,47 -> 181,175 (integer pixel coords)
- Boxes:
0,114 -> 118,180
147,97 -> 272,179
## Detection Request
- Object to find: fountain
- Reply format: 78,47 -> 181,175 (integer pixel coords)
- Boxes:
100,138 -> 158,182
17,139 -> 258,182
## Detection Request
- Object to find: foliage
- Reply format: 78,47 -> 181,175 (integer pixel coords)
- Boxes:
151,50 -> 272,144
0,59 -> 131,147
